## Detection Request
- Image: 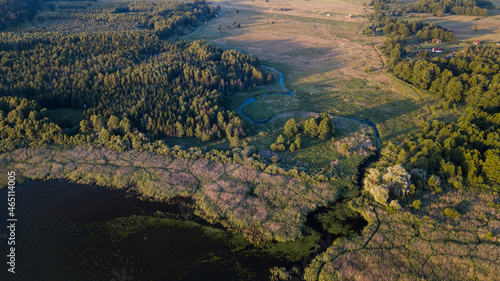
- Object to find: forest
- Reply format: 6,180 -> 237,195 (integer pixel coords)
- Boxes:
0,0 -> 272,145
369,0 -> 494,16
362,14 -> 456,43
361,3 -> 500,204
0,0 -> 39,30
406,0 -> 492,16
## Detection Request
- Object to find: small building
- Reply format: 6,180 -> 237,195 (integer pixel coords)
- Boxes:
432,47 -> 443,53
473,40 -> 481,45
345,14 -> 352,18
424,41 -> 429,44
432,39 -> 442,43
496,42 -> 500,46
446,54 -> 453,58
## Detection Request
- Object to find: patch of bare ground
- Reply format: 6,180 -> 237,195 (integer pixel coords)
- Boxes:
0,146 -> 343,242
304,189 -> 500,280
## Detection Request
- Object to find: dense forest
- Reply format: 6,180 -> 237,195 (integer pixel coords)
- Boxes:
406,0 -> 492,16
361,7 -> 500,203
362,15 -> 456,42
0,1 -> 272,144
369,0 -> 494,17
36,0 -> 217,38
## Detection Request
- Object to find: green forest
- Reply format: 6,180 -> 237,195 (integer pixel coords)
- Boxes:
369,0 -> 494,16
0,0 -> 272,148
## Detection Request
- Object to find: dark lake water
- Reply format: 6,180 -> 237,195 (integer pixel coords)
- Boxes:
0,180 -> 286,281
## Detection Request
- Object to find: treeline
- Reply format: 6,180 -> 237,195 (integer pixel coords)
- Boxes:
362,12 -> 500,193
391,45 -> 500,106
36,0 -> 216,38
363,15 -> 456,43
368,0 -> 493,17
0,96 -> 337,183
0,0 -> 39,30
380,107 -> 500,192
407,0 -> 492,16
270,115 -> 335,152
0,32 -> 271,141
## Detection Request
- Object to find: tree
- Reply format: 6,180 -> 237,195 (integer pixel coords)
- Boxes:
412,199 -> 422,209
304,118 -> 318,137
318,118 -> 333,139
382,165 -> 411,197
294,136 -> 302,149
283,118 -> 298,138
340,143 -> 349,155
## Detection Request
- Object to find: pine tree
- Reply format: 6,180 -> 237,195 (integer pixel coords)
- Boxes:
318,118 -> 331,139
283,118 -> 298,138
484,150 -> 500,183
294,136 -> 302,149
304,118 -> 318,137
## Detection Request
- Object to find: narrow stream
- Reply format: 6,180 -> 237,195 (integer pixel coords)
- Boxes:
239,66 -> 383,279
0,67 -> 383,281
238,66 -> 382,151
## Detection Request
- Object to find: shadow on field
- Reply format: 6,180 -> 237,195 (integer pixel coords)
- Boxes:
350,98 -> 423,123
419,16 -> 500,40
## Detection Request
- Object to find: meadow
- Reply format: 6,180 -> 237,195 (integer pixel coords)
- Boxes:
180,0 -> 445,147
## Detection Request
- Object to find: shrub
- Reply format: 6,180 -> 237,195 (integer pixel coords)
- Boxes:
443,207 -> 460,218
412,199 -> 422,209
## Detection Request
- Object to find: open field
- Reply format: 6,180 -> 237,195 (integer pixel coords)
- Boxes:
180,0 -> 434,142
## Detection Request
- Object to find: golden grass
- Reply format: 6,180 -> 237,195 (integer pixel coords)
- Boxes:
180,0 -> 431,142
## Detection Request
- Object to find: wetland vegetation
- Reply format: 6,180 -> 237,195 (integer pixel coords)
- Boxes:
1,0 -> 500,280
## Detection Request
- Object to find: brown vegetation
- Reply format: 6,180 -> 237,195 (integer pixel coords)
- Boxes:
304,189 -> 500,280
0,146 -> 344,242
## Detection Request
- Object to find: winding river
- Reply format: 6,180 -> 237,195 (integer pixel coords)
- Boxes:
0,67 -> 382,281
238,66 -> 383,277
239,65 -> 382,151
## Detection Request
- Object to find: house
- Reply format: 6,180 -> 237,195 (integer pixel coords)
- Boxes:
446,54 -> 453,59
496,42 -> 500,46
345,14 -> 352,18
432,47 -> 443,53
473,40 -> 481,45
424,41 -> 429,44
432,39 -> 442,43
